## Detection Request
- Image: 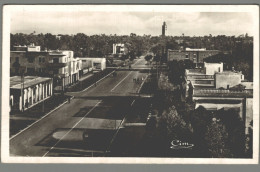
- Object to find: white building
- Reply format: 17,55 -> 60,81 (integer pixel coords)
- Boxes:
10,76 -> 53,112
78,57 -> 106,74
204,62 -> 223,75
215,71 -> 244,89
113,43 -> 125,54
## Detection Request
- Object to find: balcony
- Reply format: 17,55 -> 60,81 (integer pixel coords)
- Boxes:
47,63 -> 67,68
54,73 -> 69,78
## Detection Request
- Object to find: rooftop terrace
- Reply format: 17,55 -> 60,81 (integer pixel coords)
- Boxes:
10,76 -> 52,89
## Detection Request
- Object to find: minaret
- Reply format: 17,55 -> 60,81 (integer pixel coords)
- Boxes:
162,21 -> 167,36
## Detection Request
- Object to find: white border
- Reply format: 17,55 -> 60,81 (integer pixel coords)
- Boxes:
1,5 -> 259,164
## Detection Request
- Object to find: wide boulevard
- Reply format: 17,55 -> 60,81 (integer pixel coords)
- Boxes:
10,56 -> 150,157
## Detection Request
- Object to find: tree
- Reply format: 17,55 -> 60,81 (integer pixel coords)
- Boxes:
205,119 -> 233,158
190,106 -> 212,157
216,109 -> 246,157
158,105 -> 193,143
145,55 -> 153,62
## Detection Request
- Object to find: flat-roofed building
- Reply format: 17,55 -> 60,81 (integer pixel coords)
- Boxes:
78,57 -> 106,72
10,45 -> 82,91
185,63 -> 253,134
167,48 -> 220,65
70,57 -> 82,83
10,76 -> 53,112
215,71 -> 244,89
204,62 -> 223,75
113,43 -> 127,55
192,87 -> 253,134
184,62 -> 223,96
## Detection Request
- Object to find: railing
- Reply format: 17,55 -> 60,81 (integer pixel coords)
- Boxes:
193,89 -> 253,97
47,63 -> 67,68
187,75 -> 214,79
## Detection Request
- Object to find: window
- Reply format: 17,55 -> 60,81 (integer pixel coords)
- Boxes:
16,57 -> 19,62
39,57 -> 42,63
53,69 -> 59,74
53,58 -> 59,63
27,68 -> 35,75
28,57 -> 34,63
42,58 -> 45,63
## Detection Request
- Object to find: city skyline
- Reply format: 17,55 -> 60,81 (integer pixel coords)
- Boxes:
10,6 -> 255,36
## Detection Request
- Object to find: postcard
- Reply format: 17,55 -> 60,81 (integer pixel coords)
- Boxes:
1,5 -> 259,164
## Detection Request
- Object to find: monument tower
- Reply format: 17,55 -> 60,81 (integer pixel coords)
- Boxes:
162,21 -> 167,36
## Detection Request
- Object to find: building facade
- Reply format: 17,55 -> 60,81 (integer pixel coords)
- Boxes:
215,71 -> 244,89
78,57 -> 106,74
113,43 -> 127,55
10,76 -> 53,112
167,48 -> 220,65
10,45 -> 82,91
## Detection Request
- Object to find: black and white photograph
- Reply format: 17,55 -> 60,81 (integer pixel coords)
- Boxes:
1,5 -> 259,164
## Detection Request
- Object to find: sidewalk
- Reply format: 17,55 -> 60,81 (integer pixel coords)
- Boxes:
79,73 -> 94,81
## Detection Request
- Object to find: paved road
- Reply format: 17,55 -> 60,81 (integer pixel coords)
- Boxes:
10,57 -> 149,157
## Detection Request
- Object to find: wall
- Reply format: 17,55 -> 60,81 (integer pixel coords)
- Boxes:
167,49 -> 220,63
204,62 -> 223,75
215,72 -> 243,89
192,80 -> 214,85
81,59 -> 92,69
11,51 -> 52,74
167,50 -> 187,61
198,50 -> 219,63
245,98 -> 253,134
27,46 -> 41,52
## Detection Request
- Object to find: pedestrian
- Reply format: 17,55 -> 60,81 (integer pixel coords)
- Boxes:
68,97 -> 70,103
95,82 -> 97,87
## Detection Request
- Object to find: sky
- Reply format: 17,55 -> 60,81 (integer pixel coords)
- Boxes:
10,6 -> 255,36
